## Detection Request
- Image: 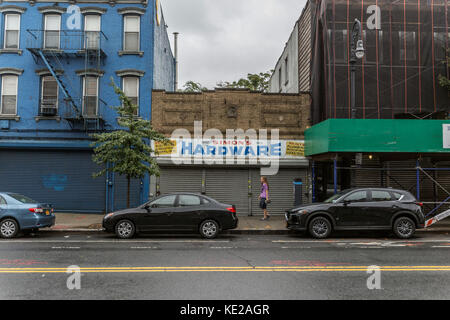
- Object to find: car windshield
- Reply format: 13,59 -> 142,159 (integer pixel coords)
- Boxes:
323,190 -> 349,203
7,193 -> 38,204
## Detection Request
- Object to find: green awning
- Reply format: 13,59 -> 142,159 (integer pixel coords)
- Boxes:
305,119 -> 450,156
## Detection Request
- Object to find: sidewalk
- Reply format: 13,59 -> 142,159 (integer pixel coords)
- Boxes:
45,212 -> 450,234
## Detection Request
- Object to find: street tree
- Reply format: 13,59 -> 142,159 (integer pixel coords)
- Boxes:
182,80 -> 208,92
217,70 -> 274,92
91,79 -> 167,208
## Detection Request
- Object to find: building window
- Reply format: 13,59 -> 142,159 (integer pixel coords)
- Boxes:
83,76 -> 98,117
84,15 -> 101,49
44,14 -> 61,49
123,76 -> 139,115
40,75 -> 58,115
278,68 -> 282,92
3,14 -> 20,49
0,75 -> 18,115
363,30 -> 383,63
123,15 -> 140,51
284,56 -> 289,85
328,29 -> 347,63
399,31 -> 416,61
434,32 -> 450,61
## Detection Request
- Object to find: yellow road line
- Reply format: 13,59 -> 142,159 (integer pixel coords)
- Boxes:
0,266 -> 450,273
0,265 -> 449,270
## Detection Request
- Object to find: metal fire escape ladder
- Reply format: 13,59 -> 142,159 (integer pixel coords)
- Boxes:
36,49 -> 81,119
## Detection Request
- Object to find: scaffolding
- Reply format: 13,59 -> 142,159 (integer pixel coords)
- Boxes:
312,158 -> 450,219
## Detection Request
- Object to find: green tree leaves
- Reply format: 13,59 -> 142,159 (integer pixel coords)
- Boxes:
91,78 -> 167,207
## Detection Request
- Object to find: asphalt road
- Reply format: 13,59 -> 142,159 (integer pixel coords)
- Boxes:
0,231 -> 449,300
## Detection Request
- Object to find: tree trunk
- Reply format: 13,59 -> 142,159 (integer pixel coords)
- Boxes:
127,176 -> 130,208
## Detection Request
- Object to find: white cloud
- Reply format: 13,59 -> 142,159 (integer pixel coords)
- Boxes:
161,0 -> 307,89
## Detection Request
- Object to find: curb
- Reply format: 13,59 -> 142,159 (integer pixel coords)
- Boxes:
39,228 -> 450,235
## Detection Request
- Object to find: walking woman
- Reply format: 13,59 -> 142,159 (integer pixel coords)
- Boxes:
259,176 -> 270,221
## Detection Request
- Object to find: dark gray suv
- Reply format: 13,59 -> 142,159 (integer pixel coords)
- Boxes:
285,188 -> 425,239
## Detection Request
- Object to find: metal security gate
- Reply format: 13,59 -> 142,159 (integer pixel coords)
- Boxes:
158,166 -> 308,216
204,168 -> 249,216
251,168 -> 307,216
158,167 -> 203,195
0,150 -> 106,213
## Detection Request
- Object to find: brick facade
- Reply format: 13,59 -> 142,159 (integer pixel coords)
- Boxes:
151,89 -> 311,140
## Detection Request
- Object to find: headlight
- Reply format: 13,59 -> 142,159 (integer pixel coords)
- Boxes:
104,213 -> 114,219
293,209 -> 309,215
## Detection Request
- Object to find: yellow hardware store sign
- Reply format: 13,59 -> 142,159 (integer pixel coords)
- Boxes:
285,141 -> 305,157
155,140 -> 177,155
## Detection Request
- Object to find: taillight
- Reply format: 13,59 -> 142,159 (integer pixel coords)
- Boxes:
416,202 -> 423,207
29,208 -> 44,213
226,207 -> 236,213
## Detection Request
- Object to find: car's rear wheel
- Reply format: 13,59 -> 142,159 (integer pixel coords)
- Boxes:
199,220 -> 219,239
0,219 -> 19,239
308,216 -> 332,239
393,217 -> 415,239
115,220 -> 136,239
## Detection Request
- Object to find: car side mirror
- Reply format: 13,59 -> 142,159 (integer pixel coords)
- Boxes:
144,204 -> 152,212
343,200 -> 350,206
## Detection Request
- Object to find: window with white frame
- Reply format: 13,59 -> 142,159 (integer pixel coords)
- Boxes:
84,15 -> 101,49
40,75 -> 58,113
123,15 -> 140,51
363,30 -> 383,63
3,14 -> 20,49
399,31 -> 416,61
44,14 -> 61,49
327,29 -> 348,63
83,76 -> 98,117
123,76 -> 139,115
1,75 -> 18,115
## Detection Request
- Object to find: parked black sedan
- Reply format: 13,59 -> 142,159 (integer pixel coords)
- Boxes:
103,193 -> 238,239
286,188 -> 425,239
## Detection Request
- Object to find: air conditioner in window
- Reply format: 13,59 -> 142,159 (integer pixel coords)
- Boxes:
40,100 -> 58,116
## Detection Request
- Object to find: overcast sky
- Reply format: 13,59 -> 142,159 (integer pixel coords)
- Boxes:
161,0 -> 307,90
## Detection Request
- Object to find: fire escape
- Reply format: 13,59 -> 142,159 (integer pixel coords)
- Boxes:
26,29 -> 108,131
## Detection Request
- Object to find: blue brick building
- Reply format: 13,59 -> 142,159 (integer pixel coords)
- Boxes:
0,0 -> 175,213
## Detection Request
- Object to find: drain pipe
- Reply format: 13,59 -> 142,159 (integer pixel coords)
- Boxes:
173,32 -> 179,91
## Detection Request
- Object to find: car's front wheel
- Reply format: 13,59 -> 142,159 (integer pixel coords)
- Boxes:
393,216 -> 415,239
115,220 -> 136,239
0,219 -> 19,239
308,216 -> 332,239
199,220 -> 219,239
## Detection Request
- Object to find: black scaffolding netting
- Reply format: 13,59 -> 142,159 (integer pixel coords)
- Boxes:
310,0 -> 449,124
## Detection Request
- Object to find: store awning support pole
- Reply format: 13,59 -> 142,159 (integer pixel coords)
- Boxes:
416,159 -> 420,201
333,158 -> 337,195
312,161 -> 316,203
